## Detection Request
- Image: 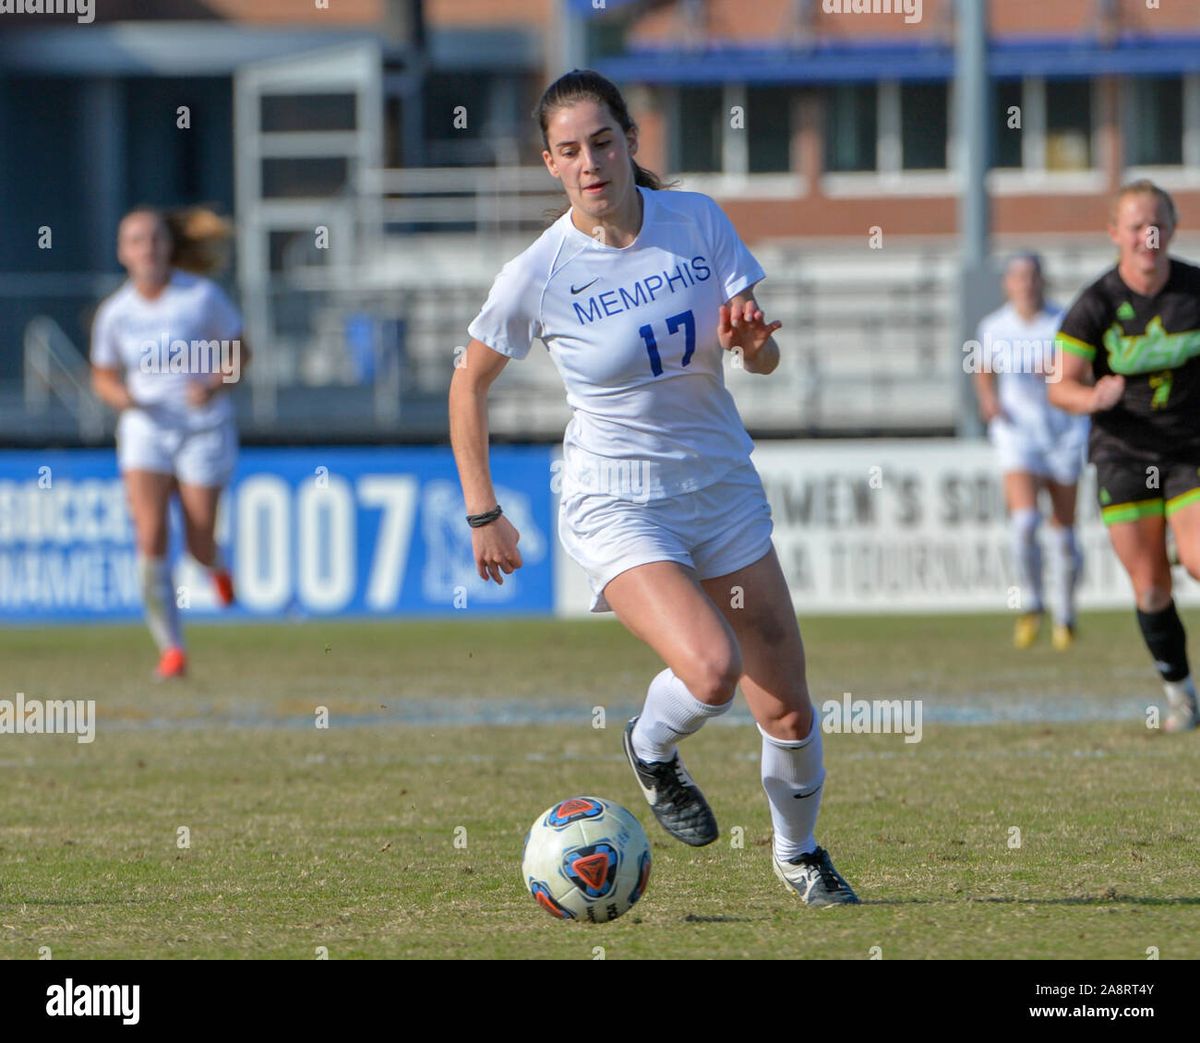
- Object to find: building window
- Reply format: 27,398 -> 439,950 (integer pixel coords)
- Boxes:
991,79 -> 1023,169
1128,76 -> 1184,167
261,93 -> 357,133
900,82 -> 948,169
1045,79 -> 1093,170
678,86 -> 723,173
825,84 -> 877,172
746,86 -> 794,173
423,72 -> 526,166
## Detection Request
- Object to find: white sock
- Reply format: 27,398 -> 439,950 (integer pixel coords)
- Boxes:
1163,676 -> 1197,701
631,668 -> 733,763
137,555 -> 183,653
761,716 -> 825,862
1047,525 -> 1082,626
1011,508 -> 1044,613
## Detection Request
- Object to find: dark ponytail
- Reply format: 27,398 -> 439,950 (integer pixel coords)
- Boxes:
536,69 -> 677,219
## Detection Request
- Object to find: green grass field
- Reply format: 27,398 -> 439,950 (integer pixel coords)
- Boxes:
2,612 -> 1198,960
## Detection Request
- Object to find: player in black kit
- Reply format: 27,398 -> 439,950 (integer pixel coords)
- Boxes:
1049,180 -> 1200,732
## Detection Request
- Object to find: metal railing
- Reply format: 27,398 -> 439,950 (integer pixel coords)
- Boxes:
357,165 -> 565,236
23,316 -> 105,441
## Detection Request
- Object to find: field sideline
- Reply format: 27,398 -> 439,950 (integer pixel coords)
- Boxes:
1,612 -> 1198,960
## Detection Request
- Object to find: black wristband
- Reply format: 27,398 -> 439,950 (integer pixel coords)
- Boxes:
466,504 -> 503,528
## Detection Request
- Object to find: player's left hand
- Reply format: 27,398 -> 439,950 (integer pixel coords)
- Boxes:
718,300 -> 782,364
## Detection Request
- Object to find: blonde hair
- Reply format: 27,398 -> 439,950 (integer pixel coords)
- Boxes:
1110,179 -> 1178,229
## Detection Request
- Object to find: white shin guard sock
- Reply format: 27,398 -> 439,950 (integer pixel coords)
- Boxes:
1011,508 -> 1044,613
760,715 -> 825,862
631,667 -> 733,763
1047,525 -> 1082,626
137,555 -> 183,653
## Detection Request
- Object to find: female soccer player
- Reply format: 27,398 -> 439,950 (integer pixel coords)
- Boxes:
91,206 -> 248,679
1049,180 -> 1200,732
449,70 -> 858,905
973,253 -> 1088,650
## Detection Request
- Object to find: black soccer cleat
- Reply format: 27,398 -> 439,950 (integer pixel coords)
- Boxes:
772,844 -> 861,906
622,715 -> 718,846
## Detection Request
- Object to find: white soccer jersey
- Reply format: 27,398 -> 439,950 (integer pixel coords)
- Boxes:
468,185 -> 765,500
91,269 -> 243,431
977,302 -> 1086,442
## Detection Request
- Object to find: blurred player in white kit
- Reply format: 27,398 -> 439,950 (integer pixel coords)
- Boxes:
91,207 -> 248,679
973,253 -> 1089,650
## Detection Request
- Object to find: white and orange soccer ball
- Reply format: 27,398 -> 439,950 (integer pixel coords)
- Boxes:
521,797 -> 652,923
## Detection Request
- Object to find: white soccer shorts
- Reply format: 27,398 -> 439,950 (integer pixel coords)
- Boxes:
558,458 -> 775,613
989,416 -> 1086,486
117,407 -> 238,487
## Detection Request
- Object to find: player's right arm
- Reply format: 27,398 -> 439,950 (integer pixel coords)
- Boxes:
1048,291 -> 1124,414
449,338 -> 523,585
91,365 -> 138,411
89,304 -> 138,411
972,369 -> 1002,422
969,315 -> 1005,422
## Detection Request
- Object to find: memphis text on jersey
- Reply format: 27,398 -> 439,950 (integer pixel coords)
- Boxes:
571,256 -> 711,325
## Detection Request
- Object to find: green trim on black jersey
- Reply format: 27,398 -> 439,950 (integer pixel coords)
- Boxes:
1056,332 -> 1096,360
1102,316 -> 1200,375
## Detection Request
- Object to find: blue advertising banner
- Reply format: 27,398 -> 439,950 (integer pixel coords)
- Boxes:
0,446 -> 554,622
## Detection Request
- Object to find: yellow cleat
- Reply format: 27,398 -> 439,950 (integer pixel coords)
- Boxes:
1013,612 -> 1042,649
1051,623 -> 1076,651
